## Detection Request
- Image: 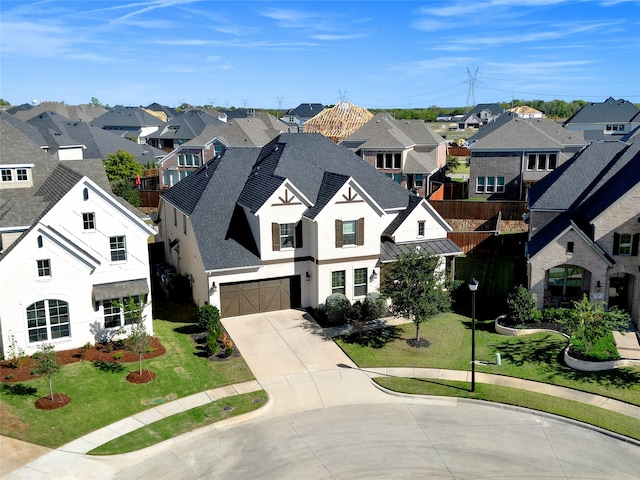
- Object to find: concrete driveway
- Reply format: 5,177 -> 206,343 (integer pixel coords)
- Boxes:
6,309 -> 640,479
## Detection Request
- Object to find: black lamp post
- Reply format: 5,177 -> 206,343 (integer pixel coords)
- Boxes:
468,278 -> 479,392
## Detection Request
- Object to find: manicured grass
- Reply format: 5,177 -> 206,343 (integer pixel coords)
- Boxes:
336,313 -> 640,406
374,377 -> 640,441
89,390 -> 267,455
0,304 -> 255,448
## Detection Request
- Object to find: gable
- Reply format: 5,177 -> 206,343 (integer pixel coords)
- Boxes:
310,177 -> 384,222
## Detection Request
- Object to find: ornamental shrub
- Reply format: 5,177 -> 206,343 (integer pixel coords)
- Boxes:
197,305 -> 221,333
363,292 -> 388,321
506,285 -> 539,325
325,293 -> 351,325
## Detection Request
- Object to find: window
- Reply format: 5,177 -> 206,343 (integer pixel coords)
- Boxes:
393,153 -> 402,169
476,177 -> 485,193
183,215 -> 187,235
103,296 -> 145,329
1,169 -> 12,182
527,153 -> 558,171
376,153 -> 384,169
174,207 -> 177,227
37,259 -> 51,277
342,220 -> 357,245
332,271 -> 345,295
354,268 -> 367,296
335,219 -> 364,247
109,236 -> 126,262
178,154 -> 185,166
614,232 -> 639,256
486,176 -> 495,193
26,300 -> 70,342
566,242 -> 574,254
414,174 -> 423,187
17,169 -> 28,181
547,266 -> 583,298
83,212 -> 95,230
193,154 -> 200,166
272,222 -> 302,250
185,154 -> 193,166
418,221 -> 425,237
616,233 -> 632,255
280,223 -> 295,248
496,176 -> 505,193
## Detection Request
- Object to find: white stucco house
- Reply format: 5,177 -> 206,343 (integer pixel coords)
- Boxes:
155,133 -> 461,317
0,120 -> 155,358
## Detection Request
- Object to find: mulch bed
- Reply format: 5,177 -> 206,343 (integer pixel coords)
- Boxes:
35,393 -> 71,410
126,370 -> 156,384
0,337 -> 166,383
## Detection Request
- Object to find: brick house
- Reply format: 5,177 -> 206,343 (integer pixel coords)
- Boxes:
468,112 -> 586,200
526,135 -> 640,329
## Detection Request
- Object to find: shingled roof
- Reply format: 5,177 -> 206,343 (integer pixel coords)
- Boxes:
161,133 -> 417,271
564,97 -> 640,125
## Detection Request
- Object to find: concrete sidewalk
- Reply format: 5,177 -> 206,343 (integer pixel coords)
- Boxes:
3,310 -> 640,478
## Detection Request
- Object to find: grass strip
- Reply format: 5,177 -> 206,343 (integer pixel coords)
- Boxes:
89,391 -> 267,455
375,377 -> 640,441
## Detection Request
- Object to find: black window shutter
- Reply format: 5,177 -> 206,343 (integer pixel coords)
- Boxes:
632,233 -> 639,256
335,220 -> 343,248
295,221 -> 303,249
356,218 -> 365,245
613,232 -> 620,255
272,223 -> 280,251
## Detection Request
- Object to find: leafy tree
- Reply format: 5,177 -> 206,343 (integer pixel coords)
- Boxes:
104,149 -> 144,184
90,97 -> 103,107
32,343 -> 62,401
562,296 -> 630,356
111,180 -> 141,207
506,285 -> 539,325
0,98 -> 10,107
380,251 -> 454,342
122,297 -> 151,375
444,154 -> 461,175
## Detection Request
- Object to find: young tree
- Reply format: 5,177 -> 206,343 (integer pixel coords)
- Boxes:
32,343 -> 62,401
380,251 -> 454,343
123,297 -> 152,375
104,149 -> 144,185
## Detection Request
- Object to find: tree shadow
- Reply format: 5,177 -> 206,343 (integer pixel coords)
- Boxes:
341,326 -> 403,349
174,324 -> 201,335
92,361 -> 126,373
461,318 -> 496,333
1,383 -> 38,396
489,334 -> 566,367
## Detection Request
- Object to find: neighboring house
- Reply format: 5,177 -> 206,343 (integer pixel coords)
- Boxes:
468,112 -> 586,200
458,103 -> 504,130
303,102 -> 374,143
10,101 -> 107,123
526,134 -> 640,329
155,133 -> 461,316
155,111 -> 286,189
563,97 -> 640,142
0,121 -> 155,357
21,111 -> 165,164
143,103 -> 179,123
91,106 -> 165,144
145,109 -> 225,152
340,113 -> 447,197
508,106 -> 545,119
281,103 -> 325,132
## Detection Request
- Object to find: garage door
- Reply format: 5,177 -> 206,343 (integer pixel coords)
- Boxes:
220,276 -> 301,317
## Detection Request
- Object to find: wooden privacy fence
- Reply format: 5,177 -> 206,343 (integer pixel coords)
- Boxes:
428,200 -> 527,221
138,190 -> 161,208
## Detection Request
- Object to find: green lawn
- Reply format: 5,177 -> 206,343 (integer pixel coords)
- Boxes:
336,313 -> 640,406
0,303 -> 255,448
89,390 -> 267,455
374,378 -> 640,441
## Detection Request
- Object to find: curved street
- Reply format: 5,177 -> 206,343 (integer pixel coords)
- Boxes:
6,310 -> 640,479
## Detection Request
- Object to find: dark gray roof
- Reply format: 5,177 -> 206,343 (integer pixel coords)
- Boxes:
151,110 -> 224,140
459,103 -> 504,122
304,172 -> 349,220
469,112 -> 585,151
527,139 -> 640,258
0,111 -> 48,147
383,195 -> 422,237
162,147 -> 263,270
26,111 -> 164,163
144,103 -> 179,120
380,238 -> 462,262
91,106 -> 165,128
342,112 -> 444,149
93,278 -> 149,302
285,103 -> 325,119
564,97 -> 640,126
12,102 -> 107,122
162,133 -> 418,271
181,112 -> 284,148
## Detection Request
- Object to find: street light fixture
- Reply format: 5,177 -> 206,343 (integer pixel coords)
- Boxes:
468,278 -> 479,392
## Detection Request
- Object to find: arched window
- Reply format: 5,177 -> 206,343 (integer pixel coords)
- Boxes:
26,300 -> 70,342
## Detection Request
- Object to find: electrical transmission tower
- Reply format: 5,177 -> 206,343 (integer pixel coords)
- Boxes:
465,67 -> 480,112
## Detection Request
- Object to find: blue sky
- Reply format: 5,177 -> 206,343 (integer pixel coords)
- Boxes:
1,0 -> 639,109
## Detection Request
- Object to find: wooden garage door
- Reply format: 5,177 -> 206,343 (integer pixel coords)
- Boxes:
220,276 -> 300,317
